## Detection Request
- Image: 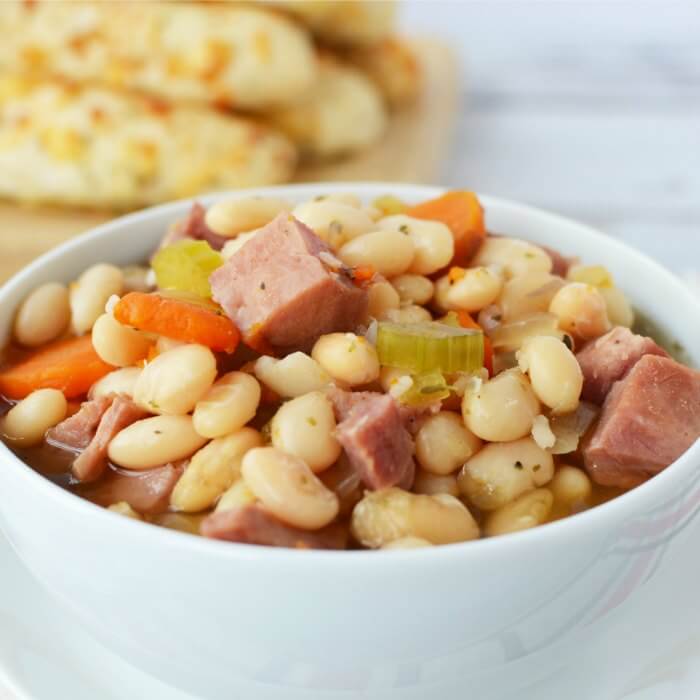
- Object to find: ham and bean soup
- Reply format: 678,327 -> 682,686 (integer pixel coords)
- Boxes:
2,191 -> 700,550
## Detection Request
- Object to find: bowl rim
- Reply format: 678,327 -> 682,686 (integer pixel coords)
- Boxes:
1,181 -> 699,565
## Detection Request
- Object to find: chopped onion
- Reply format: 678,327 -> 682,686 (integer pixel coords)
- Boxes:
532,415 -> 556,450
488,312 -> 563,352
550,402 -> 599,455
364,319 -> 379,346
396,371 -> 451,407
376,321 -> 484,374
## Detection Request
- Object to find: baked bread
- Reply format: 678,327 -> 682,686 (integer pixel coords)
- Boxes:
0,1 -> 317,110
0,77 -> 297,210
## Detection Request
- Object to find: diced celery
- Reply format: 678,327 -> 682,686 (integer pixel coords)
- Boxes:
152,240 -> 223,298
397,370 -> 451,406
376,321 -> 484,374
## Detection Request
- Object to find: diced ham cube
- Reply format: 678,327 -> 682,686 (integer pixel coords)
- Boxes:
210,213 -> 368,352
78,464 -> 182,515
333,391 -> 415,491
576,326 -> 668,404
201,504 -> 348,550
583,355 -> 700,488
72,397 -> 148,482
158,202 -> 228,252
46,396 -> 113,451
542,245 -> 575,277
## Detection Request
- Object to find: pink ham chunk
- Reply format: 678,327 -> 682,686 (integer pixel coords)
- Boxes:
576,326 -> 668,404
72,397 -> 148,482
210,213 -> 368,351
46,396 -> 113,450
78,464 -> 182,515
332,391 -> 415,491
583,355 -> 700,488
158,202 -> 228,252
201,504 -> 348,550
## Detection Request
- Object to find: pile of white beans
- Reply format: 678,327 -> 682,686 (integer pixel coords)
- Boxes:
1,192 -> 638,548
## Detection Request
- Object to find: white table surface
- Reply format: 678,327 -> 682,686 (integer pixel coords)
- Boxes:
2,2 -> 698,699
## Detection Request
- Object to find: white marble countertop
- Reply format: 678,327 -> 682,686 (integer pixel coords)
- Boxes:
400,0 -> 700,283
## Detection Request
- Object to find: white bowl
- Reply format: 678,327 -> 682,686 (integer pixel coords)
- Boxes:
1,184 -> 699,700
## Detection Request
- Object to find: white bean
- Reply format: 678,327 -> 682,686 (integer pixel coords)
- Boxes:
89,367 -> 141,400
499,272 -> 563,321
472,237 -> 552,279
254,352 -> 331,398
549,283 -> 611,340
600,286 -> 635,328
549,465 -> 592,516
271,392 -> 340,473
155,336 -> 185,354
121,265 -> 154,293
412,469 -> 460,497
446,266 -> 503,313
108,502 -> 142,520
1,389 -> 67,447
458,437 -> 554,510
205,197 -> 291,237
338,230 -> 415,277
134,344 -> 217,415
312,333 -> 380,386
461,369 -> 540,442
108,415 -> 207,470
391,274 -> 434,306
382,537 -> 433,550
215,478 -> 257,513
91,313 -> 152,368
384,305 -> 433,324
366,280 -> 400,320
293,200 -> 374,248
484,488 -> 553,537
517,335 -> 583,414
13,282 -> 71,347
415,411 -> 482,475
221,230 -> 261,259
70,263 -> 123,335
432,275 -> 452,313
241,447 -> 339,530
193,372 -> 261,439
378,215 -> 454,275
350,488 -> 479,548
314,192 -> 362,208
171,428 -> 262,512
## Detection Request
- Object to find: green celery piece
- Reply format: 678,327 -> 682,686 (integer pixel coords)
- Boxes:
152,239 -> 223,298
376,321 -> 484,374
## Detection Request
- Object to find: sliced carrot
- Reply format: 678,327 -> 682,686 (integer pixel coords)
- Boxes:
407,191 -> 486,267
242,324 -> 276,357
114,292 -> 240,354
457,311 -> 494,377
351,264 -> 376,286
448,266 -> 465,283
0,335 -> 114,400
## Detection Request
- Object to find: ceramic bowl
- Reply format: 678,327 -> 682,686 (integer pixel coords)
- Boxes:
1,184 -> 699,700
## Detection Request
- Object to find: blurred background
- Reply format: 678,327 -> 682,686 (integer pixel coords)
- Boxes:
401,1 -> 699,278
0,0 -> 697,286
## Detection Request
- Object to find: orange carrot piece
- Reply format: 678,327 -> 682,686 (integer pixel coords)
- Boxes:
114,292 -> 240,354
457,310 -> 494,377
351,264 -> 376,286
448,266 -> 465,283
0,335 -> 114,400
407,191 -> 486,267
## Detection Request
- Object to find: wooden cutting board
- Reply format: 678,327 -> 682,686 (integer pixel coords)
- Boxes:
0,40 -> 459,284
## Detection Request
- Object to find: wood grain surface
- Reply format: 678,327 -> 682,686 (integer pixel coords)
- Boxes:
0,39 -> 458,284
